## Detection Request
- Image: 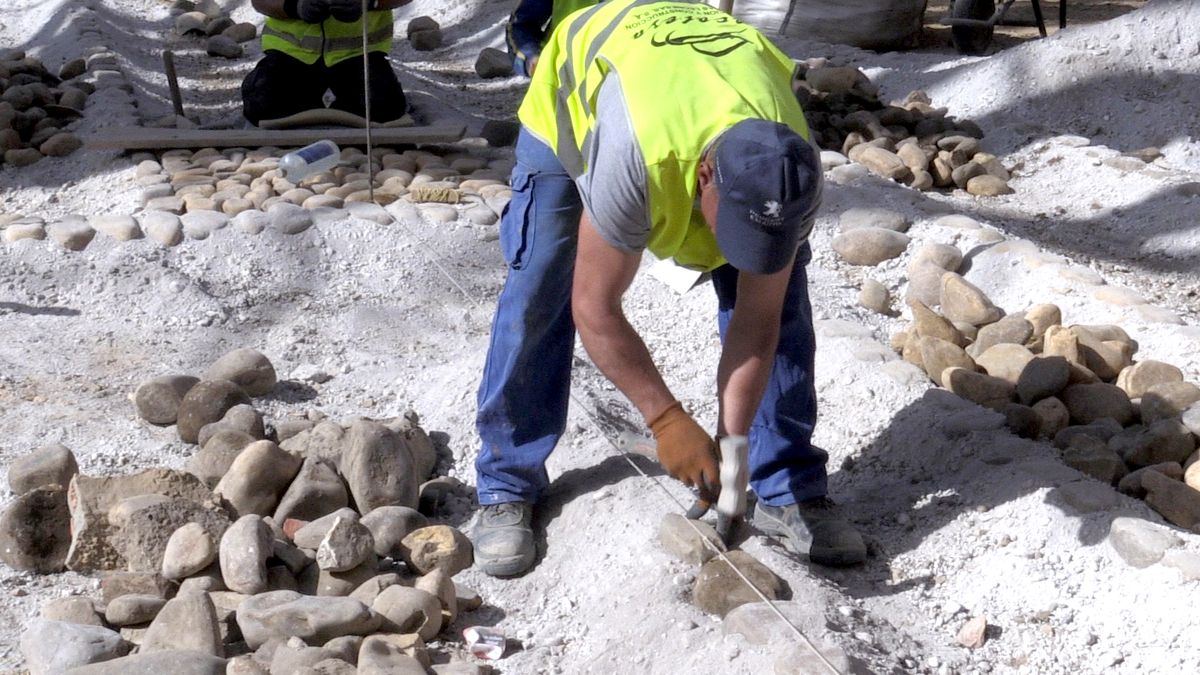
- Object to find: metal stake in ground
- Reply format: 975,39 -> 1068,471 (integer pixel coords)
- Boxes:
361,0 -> 374,203
162,50 -> 185,118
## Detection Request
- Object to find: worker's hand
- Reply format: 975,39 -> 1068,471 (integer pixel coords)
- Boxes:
649,402 -> 721,502
295,0 -> 332,23
526,55 -> 539,77
328,0 -> 364,22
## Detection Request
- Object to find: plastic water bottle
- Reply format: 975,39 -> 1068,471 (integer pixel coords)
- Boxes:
279,140 -> 340,182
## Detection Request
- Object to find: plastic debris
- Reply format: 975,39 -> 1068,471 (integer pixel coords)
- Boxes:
463,626 -> 506,660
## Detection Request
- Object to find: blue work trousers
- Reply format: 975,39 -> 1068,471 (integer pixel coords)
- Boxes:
475,129 -> 828,508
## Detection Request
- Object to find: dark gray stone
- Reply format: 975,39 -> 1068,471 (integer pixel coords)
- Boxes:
135,375 -> 200,425
205,35 -> 242,58
177,380 -> 251,444
0,484 -> 70,572
189,429 -> 257,488
1062,383 -> 1134,426
1142,382 -> 1200,426
1125,419 -> 1197,467
110,496 -> 230,574
474,47 -> 512,79
1016,356 -> 1071,405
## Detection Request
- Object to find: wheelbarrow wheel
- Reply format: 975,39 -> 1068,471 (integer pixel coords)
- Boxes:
950,0 -> 995,55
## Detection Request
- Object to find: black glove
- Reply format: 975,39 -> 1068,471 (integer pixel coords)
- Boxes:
328,0 -> 365,23
293,0 -> 332,23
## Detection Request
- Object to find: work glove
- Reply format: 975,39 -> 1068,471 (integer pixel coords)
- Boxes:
293,0 -> 332,23
328,0 -> 366,23
649,402 -> 721,503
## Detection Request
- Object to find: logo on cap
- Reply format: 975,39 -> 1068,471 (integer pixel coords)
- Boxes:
748,199 -> 784,229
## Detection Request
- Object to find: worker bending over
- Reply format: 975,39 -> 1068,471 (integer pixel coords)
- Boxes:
473,0 -> 866,577
242,0 -> 410,125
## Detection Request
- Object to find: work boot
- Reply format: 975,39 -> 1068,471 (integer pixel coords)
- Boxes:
471,502 -> 535,577
753,497 -> 866,567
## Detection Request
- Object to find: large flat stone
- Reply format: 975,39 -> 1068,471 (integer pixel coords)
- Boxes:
66,469 -> 217,572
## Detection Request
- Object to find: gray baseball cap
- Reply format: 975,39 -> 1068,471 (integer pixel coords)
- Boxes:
712,119 -> 822,274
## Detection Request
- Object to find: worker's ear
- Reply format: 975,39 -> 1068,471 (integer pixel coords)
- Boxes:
697,154 -> 715,192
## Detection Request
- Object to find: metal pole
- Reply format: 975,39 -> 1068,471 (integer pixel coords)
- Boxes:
361,0 -> 374,203
162,50 -> 185,118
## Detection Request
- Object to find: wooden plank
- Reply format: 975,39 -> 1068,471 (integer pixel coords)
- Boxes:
84,124 -> 467,151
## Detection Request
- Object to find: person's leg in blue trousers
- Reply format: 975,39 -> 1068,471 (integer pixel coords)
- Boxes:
475,128 -> 582,506
710,242 -> 828,507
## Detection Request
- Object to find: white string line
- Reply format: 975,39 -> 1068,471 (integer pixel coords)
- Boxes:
569,397 -> 844,675
379,211 -> 843,675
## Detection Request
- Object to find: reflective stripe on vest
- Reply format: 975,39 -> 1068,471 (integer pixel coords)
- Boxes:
519,0 -> 809,271
262,13 -> 393,67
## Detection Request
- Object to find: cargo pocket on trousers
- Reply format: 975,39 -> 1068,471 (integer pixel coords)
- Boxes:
500,164 -> 536,270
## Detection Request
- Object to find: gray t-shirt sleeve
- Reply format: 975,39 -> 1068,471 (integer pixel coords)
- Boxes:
575,73 -> 651,252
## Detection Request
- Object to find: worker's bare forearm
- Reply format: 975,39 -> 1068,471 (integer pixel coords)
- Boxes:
717,317 -> 779,437
576,305 -> 677,424
573,213 -> 677,425
716,263 -> 794,437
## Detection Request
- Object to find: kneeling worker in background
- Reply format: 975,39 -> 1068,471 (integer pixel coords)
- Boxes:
242,0 -> 410,126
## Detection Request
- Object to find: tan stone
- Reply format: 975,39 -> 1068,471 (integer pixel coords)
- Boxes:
1024,304 -> 1062,341
909,300 -> 965,346
1043,325 -> 1082,365
966,174 -> 1014,196
831,227 -> 910,266
857,146 -> 911,182
896,142 -> 929,172
943,367 -> 1014,411
919,336 -> 976,387
940,272 -> 1002,326
975,343 -> 1035,385
1117,360 -> 1185,399
909,243 -> 962,273
692,550 -> 782,618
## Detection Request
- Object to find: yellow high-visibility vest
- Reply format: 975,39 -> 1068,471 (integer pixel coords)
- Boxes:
262,12 -> 393,67
519,0 -> 809,270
